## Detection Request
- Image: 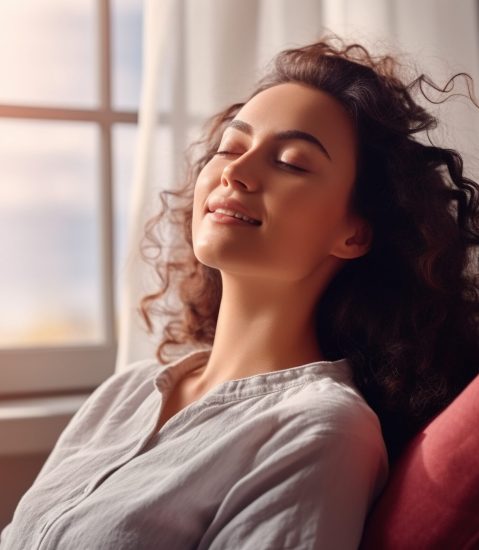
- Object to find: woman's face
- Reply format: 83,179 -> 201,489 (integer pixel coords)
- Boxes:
192,82 -> 362,283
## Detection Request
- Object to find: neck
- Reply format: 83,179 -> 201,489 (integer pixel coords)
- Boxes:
191,272 -> 331,393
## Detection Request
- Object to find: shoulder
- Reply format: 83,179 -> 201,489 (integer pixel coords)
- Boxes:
61,348 -> 210,438
80,358 -> 162,415
48,359 -> 160,444
55,355 -> 183,446
284,360 -> 386,454
287,362 -> 389,497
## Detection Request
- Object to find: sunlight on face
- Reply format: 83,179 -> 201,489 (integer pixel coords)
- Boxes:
192,82 -> 359,284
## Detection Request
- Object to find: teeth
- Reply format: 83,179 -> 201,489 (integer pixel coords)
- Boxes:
214,207 -> 259,225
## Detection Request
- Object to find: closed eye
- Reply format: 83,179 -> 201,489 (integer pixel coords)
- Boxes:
215,151 -> 307,173
276,160 -> 308,173
214,150 -> 240,157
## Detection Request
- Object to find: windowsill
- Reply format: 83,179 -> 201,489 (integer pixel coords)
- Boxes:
0,395 -> 89,456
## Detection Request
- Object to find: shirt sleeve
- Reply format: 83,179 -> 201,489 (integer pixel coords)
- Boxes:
0,523 -> 11,547
198,428 -> 388,550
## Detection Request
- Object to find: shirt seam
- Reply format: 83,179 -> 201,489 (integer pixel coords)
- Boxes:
202,375 -> 336,405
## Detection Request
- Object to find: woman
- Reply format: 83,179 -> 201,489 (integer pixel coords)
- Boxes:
2,37 -> 479,549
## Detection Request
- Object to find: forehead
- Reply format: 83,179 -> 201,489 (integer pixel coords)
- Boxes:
233,82 -> 357,160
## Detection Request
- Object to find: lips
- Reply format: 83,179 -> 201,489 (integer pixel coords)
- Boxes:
206,197 -> 262,225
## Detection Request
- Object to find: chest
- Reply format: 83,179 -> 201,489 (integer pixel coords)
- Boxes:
155,380 -> 204,432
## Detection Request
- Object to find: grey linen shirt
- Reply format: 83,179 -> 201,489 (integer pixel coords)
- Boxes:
1,348 -> 388,550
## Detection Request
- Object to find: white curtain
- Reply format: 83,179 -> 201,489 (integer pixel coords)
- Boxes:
116,0 -> 479,371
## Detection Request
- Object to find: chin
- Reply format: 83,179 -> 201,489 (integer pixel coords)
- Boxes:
192,243 -> 219,269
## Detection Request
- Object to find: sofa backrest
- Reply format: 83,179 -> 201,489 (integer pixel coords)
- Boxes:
360,374 -> 479,549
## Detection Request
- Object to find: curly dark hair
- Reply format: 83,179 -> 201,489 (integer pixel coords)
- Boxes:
139,36 -> 479,461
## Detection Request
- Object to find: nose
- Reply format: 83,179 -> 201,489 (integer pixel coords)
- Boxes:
220,152 -> 261,192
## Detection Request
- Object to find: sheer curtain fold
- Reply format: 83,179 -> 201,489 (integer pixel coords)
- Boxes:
116,0 -> 479,371
115,0 -> 175,371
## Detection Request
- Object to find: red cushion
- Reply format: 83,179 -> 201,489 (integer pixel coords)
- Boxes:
360,375 -> 479,549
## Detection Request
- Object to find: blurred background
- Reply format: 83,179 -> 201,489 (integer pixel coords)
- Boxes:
1,0 -> 478,531
0,0 -> 141,350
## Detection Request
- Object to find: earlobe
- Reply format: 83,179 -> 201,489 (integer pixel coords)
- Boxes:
332,219 -> 373,260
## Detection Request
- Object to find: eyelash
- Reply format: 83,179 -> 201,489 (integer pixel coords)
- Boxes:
214,151 -> 308,173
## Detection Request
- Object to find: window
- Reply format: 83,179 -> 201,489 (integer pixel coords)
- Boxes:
0,0 -> 142,395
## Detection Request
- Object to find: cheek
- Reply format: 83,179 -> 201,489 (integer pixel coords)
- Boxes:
191,170 -> 218,249
191,194 -> 203,244
192,174 -> 209,224
271,189 -> 350,253
280,187 -> 348,228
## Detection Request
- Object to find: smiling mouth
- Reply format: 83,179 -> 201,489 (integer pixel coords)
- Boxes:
208,207 -> 262,226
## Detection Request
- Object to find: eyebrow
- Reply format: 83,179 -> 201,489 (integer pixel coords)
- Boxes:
226,119 -> 332,161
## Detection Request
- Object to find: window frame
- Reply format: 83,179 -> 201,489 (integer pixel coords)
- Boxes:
0,0 -> 138,396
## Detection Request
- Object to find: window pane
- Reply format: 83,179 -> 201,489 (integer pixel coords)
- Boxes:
0,120 -> 103,347
111,0 -> 143,110
112,123 -> 138,306
0,0 -> 97,107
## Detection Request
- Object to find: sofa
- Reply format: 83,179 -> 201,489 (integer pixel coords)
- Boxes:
360,374 -> 479,549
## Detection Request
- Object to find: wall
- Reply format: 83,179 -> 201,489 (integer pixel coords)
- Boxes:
0,453 -> 48,531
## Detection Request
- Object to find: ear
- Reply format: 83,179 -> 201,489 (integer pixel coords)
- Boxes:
330,217 -> 372,260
